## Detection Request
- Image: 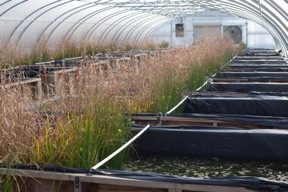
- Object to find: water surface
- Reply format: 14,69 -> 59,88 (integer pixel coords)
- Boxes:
123,157 -> 288,181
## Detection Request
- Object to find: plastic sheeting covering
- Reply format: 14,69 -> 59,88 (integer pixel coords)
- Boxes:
228,64 -> 288,67
230,60 -> 287,64
223,68 -> 288,72
208,82 -> 288,93
132,125 -> 288,160
211,76 -> 288,82
241,49 -> 284,57
1,164 -> 288,191
183,95 -> 288,117
234,56 -> 284,60
0,1 -> 287,57
217,72 -> 288,78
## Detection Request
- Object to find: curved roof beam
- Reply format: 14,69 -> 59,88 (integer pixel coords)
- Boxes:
0,1 -> 13,7
99,12 -> 150,42
3,0 -> 75,45
0,0 -> 28,17
39,2 -> 96,43
122,15 -> 166,44
135,18 -> 171,45
110,14 -> 167,43
57,6 -> 113,43
46,0 -> 142,43
83,10 -> 134,42
6,0 -> 62,44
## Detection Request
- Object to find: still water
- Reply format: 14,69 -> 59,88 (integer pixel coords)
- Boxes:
123,157 -> 288,181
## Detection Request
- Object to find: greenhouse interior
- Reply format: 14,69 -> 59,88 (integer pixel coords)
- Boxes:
0,0 -> 288,192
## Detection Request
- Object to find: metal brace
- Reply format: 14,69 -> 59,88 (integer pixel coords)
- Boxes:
157,112 -> 163,125
74,177 -> 82,192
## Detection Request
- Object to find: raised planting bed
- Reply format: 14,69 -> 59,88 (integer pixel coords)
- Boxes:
234,56 -> 284,60
133,54 -> 148,72
0,77 -> 42,100
216,72 -> 288,78
222,68 -> 288,72
210,77 -> 288,83
131,113 -> 288,129
2,165 -> 287,192
41,67 -> 80,97
228,64 -> 288,67
183,94 -> 288,117
229,60 -> 287,64
19,65 -> 75,77
208,82 -> 288,93
111,57 -> 132,70
239,49 -> 281,56
132,124 -> 288,160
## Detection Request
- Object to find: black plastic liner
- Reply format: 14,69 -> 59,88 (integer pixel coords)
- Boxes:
1,164 -> 287,191
217,72 -> 288,78
208,82 -> 288,93
227,64 -> 288,68
133,125 -> 288,160
188,91 -> 288,97
230,60 -> 287,64
223,68 -> 288,72
183,96 -> 288,117
211,76 -> 288,82
225,64 -> 288,69
0,77 -> 38,84
234,56 -> 284,60
241,52 -> 280,56
132,125 -> 288,161
20,66 -> 75,77
240,50 -> 281,56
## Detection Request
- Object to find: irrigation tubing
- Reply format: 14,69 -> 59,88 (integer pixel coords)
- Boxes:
90,124 -> 151,170
165,64 -> 227,115
165,95 -> 189,115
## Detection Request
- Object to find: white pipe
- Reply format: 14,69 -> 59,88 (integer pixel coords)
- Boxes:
90,124 -> 151,170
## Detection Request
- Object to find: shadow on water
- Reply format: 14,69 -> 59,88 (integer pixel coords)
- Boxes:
122,156 -> 288,181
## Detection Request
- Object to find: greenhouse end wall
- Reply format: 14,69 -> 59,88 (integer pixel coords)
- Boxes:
150,11 -> 276,49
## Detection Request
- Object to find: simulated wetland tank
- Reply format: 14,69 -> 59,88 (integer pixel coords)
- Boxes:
132,49 -> 288,161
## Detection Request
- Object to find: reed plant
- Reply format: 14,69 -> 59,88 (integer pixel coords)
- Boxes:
34,98 -> 130,169
0,38 -> 240,173
146,39 -> 238,113
0,38 -> 162,68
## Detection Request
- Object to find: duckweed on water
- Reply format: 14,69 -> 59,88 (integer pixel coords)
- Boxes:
123,157 -> 288,181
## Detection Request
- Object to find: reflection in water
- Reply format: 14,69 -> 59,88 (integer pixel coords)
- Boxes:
123,157 -> 288,181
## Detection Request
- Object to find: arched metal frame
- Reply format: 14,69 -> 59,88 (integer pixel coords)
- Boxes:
0,0 -> 287,57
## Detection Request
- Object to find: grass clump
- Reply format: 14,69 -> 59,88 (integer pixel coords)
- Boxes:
147,39 -> 238,113
34,99 -> 130,169
0,39 -> 164,68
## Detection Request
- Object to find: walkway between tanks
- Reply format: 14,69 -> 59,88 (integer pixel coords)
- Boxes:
132,49 -> 288,161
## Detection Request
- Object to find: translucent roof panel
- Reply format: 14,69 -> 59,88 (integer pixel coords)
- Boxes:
0,0 -> 287,57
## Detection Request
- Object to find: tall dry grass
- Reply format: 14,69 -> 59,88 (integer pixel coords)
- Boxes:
0,38 -> 164,69
0,38 -> 240,170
